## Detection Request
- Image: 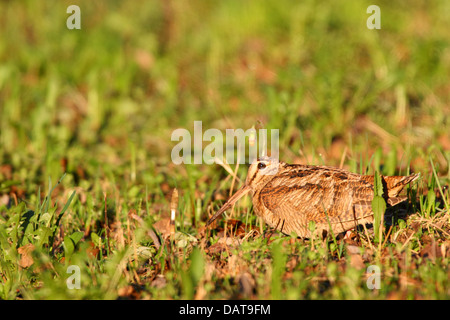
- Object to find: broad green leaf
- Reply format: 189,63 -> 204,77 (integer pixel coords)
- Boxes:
91,232 -> 100,245
69,231 -> 84,246
373,170 -> 384,197
426,189 -> 436,216
188,247 -> 204,286
372,195 -> 386,243
372,171 -> 386,244
63,236 -> 75,258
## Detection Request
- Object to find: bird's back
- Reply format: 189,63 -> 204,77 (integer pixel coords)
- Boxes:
254,164 -> 419,237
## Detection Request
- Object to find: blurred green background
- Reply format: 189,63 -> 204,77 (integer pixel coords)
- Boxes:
0,0 -> 449,300
1,0 -> 449,188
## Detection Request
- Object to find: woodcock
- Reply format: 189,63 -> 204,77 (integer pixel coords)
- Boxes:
206,157 -> 419,238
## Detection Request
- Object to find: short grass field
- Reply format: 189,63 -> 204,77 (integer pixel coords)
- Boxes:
0,0 -> 449,300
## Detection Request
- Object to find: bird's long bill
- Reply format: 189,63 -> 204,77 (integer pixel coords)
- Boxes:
206,184 -> 251,227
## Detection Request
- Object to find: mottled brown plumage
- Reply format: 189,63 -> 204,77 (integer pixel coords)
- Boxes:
206,157 -> 419,238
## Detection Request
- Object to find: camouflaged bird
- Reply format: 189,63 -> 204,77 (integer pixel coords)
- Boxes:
206,157 -> 419,238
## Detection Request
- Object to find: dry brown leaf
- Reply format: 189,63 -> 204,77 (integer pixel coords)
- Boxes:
0,164 -> 12,179
117,285 -> 141,299
238,272 -> 255,298
153,218 -> 171,237
217,237 -> 241,247
349,254 -> 365,270
18,243 -> 35,268
346,245 -> 361,255
206,242 -> 227,255
420,240 -> 441,261
151,274 -> 167,289
0,194 -> 9,206
86,241 -> 100,259
227,254 -> 248,277
134,49 -> 154,71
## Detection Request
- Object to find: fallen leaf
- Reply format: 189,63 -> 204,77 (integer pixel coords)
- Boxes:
134,49 -> 154,71
18,243 -> 35,268
153,218 -> 171,237
349,254 -> 365,270
86,241 -> 100,259
217,237 -> 241,247
346,245 -> 362,255
0,164 -> 12,179
420,240 -> 441,262
118,285 -> 141,299
238,272 -> 255,298
206,242 -> 227,255
0,194 -> 9,206
151,275 -> 166,289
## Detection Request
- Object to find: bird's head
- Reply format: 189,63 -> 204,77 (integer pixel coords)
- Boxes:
206,157 -> 281,228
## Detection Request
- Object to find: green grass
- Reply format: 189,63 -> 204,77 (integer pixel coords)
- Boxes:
0,0 -> 449,299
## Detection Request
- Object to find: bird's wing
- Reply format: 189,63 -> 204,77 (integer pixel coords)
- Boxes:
259,168 -> 376,226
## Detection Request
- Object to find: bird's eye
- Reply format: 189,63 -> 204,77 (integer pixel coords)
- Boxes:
257,162 -> 266,170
